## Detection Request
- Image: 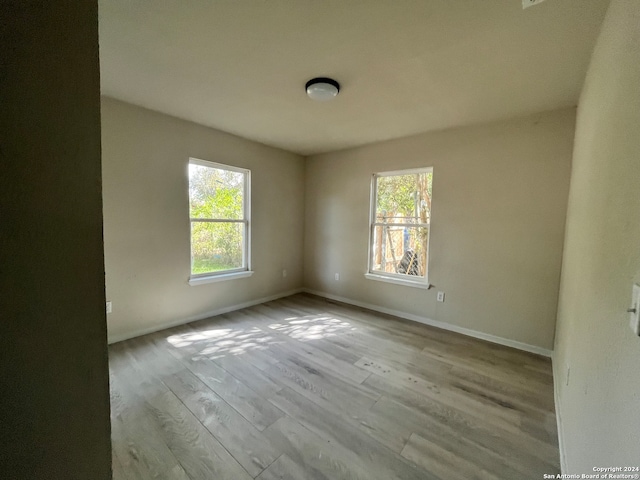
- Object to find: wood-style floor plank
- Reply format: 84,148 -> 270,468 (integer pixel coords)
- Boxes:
267,386 -> 432,480
164,341 -> 285,431
363,374 -> 559,474
255,454 -> 321,480
110,404 -> 180,479
110,293 -> 560,480
262,416 -> 378,480
111,449 -> 129,480
156,464 -> 192,480
401,432 -> 502,480
370,395 -> 533,479
355,355 -> 524,433
162,368 -> 280,478
146,390 -> 253,480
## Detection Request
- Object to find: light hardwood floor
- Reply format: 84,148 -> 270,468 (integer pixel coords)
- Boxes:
109,293 -> 560,480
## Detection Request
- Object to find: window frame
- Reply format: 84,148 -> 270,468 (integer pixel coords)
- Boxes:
187,158 -> 252,285
365,167 -> 433,289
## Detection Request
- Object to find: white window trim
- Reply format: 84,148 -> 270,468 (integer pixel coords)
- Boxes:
188,270 -> 254,286
188,158 -> 252,284
365,166 -> 433,287
364,272 -> 431,289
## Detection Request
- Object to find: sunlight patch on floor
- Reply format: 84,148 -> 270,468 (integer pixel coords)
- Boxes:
167,325 -> 276,358
269,314 -> 355,340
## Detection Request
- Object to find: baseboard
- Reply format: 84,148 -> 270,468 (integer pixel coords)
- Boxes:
302,288 -> 553,358
109,286 -> 553,357
107,288 -> 304,344
552,355 -> 568,472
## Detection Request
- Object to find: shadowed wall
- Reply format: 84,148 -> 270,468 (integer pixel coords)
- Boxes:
0,2 -> 112,478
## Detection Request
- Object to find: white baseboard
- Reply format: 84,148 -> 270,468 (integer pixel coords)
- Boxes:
552,355 -> 567,472
302,288 -> 553,358
109,286 -> 553,358
107,288 -> 304,344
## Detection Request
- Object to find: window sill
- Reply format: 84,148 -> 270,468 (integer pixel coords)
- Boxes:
189,270 -> 254,286
364,272 -> 430,289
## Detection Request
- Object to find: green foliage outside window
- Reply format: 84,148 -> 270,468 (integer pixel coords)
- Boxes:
376,172 -> 432,222
189,163 -> 246,274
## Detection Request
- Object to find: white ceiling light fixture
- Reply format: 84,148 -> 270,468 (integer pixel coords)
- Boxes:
306,77 -> 340,102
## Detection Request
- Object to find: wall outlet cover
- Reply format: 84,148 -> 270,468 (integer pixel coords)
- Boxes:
106,301 -> 112,314
630,284 -> 640,336
437,291 -> 445,302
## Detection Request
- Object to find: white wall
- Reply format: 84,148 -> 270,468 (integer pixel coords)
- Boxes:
554,0 -> 640,471
102,98 -> 305,343
304,109 -> 575,352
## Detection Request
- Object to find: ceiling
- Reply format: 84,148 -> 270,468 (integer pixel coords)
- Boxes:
99,0 -> 610,156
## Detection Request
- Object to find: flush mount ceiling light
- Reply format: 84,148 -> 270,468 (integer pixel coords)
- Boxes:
305,77 -> 340,102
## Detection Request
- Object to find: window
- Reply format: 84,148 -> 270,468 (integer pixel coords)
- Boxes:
366,167 -> 433,287
188,158 -> 251,284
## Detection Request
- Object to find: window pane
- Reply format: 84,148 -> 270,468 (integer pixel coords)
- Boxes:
189,164 -> 244,220
371,225 -> 428,277
191,221 -> 244,274
375,172 -> 432,225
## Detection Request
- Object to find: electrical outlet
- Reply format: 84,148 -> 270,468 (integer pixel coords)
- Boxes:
282,269 -> 287,278
522,0 -> 547,9
629,284 -> 640,336
335,273 -> 340,281
106,301 -> 112,314
437,291 -> 445,302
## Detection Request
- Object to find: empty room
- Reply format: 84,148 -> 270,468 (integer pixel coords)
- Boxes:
3,0 -> 640,479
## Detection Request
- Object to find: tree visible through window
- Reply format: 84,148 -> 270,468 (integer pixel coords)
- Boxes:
369,168 -> 433,282
188,159 -> 250,277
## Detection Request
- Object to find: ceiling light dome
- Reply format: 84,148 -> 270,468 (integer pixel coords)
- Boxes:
305,77 -> 340,101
